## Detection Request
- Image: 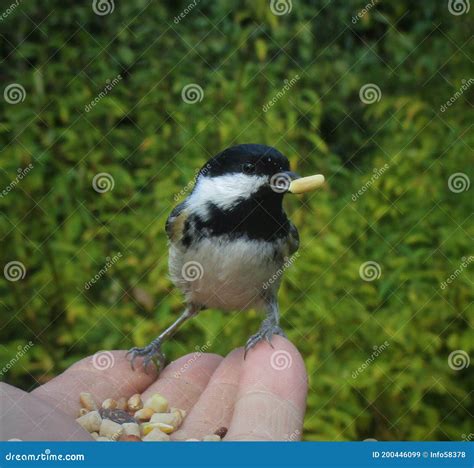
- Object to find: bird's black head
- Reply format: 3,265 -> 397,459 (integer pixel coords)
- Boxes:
186,144 -> 297,242
195,144 -> 299,200
181,144 -> 322,243
201,144 -> 291,179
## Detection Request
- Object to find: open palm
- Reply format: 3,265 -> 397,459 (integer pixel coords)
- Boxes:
1,337 -> 307,441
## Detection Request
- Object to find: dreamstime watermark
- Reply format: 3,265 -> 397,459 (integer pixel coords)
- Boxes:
269,172 -> 292,193
0,163 -> 34,198
352,164 -> 389,201
352,341 -> 390,379
351,0 -> 379,24
448,172 -> 470,193
440,78 -> 473,112
263,252 -> 300,290
84,252 -> 122,290
4,261 -> 26,282
173,341 -> 212,378
461,433 -> 474,441
174,0 -> 200,24
92,350 -> 115,370
92,0 -> 115,16
0,341 -> 34,377
5,450 -> 85,462
181,261 -> 204,281
174,163 -> 211,202
270,350 -> 293,370
448,350 -> 469,370
269,0 -> 292,15
262,74 -> 300,112
359,261 -> 381,281
181,83 -> 204,104
85,74 -> 122,112
0,0 -> 22,22
440,256 -> 473,289
448,0 -> 470,15
3,83 -> 26,104
92,172 -> 115,193
359,83 -> 382,104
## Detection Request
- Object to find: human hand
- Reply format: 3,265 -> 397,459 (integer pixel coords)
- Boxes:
1,336 -> 307,441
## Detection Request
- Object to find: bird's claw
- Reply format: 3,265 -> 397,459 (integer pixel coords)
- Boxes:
127,342 -> 166,374
244,324 -> 286,359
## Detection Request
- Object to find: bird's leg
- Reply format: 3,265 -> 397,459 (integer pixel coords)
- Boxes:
127,305 -> 199,373
244,296 -> 286,358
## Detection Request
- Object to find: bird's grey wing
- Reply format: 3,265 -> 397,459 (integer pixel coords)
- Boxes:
286,221 -> 300,256
165,201 -> 188,243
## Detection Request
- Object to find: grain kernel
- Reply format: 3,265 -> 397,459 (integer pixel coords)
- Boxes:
99,419 -> 124,440
122,422 -> 141,438
101,398 -> 117,410
150,412 -> 181,429
79,392 -> 97,411
76,410 -> 102,432
127,394 -> 143,412
144,393 -> 169,413
214,426 -> 228,438
143,428 -> 170,441
288,174 -> 325,194
134,407 -> 155,421
141,422 -> 174,435
116,397 -> 127,410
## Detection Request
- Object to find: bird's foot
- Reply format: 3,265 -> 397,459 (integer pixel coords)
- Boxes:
127,340 -> 166,373
244,323 -> 286,359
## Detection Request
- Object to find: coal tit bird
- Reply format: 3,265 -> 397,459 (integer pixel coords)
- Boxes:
128,144 -> 324,371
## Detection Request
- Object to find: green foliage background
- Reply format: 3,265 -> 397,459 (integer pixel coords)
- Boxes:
1,0 -> 472,441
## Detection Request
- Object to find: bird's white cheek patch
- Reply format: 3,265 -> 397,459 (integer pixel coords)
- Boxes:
187,174 -> 268,219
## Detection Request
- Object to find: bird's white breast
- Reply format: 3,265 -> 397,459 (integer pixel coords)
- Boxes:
169,236 -> 285,311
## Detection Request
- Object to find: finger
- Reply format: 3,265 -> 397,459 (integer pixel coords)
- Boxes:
172,348 -> 243,440
226,336 -> 307,441
31,350 -> 157,417
141,352 -> 222,413
1,383 -> 92,441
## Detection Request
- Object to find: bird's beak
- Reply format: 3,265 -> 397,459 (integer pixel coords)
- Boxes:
284,171 -> 301,181
286,173 -> 325,194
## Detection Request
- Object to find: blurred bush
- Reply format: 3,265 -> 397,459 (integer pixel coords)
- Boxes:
0,0 -> 472,441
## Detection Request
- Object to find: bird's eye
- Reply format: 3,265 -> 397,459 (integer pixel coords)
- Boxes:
242,163 -> 255,174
